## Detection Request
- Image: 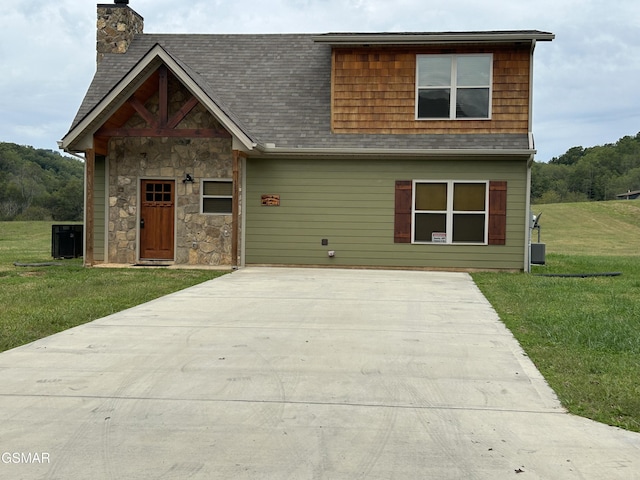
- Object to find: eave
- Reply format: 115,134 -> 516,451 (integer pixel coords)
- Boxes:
249,145 -> 535,160
312,31 -> 555,46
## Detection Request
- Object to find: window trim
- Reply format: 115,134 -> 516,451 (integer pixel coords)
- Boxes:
415,54 -> 493,120
201,178 -> 233,215
411,180 -> 489,245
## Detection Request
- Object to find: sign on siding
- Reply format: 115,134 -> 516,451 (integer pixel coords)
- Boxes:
261,194 -> 280,206
432,232 -> 447,243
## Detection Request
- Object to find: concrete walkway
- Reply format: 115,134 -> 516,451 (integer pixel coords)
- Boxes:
0,267 -> 638,479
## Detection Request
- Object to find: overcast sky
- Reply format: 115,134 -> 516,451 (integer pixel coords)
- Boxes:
1,0 -> 639,162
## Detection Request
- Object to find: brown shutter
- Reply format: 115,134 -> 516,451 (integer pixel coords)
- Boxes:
394,180 -> 412,243
488,181 -> 507,245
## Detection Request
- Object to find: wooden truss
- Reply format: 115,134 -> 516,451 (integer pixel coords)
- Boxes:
94,65 -> 230,154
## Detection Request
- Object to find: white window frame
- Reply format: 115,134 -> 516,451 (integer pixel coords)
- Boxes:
201,179 -> 233,215
415,54 -> 493,120
411,180 -> 489,245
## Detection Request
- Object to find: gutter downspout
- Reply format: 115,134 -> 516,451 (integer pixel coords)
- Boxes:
525,154 -> 534,273
525,39 -> 537,273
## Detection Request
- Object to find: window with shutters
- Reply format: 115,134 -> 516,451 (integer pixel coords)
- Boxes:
394,180 -> 506,245
201,179 -> 232,214
413,180 -> 488,244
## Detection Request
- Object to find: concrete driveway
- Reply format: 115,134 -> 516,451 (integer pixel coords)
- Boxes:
1,267 -> 639,479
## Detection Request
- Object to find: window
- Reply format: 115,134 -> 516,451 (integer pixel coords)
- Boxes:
413,181 -> 488,244
202,180 -> 232,214
395,180 -> 506,245
416,54 -> 492,119
145,181 -> 173,203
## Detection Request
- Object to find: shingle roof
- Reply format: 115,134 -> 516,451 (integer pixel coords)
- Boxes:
67,33 -> 532,153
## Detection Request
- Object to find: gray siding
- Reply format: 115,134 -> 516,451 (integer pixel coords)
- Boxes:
245,158 -> 528,270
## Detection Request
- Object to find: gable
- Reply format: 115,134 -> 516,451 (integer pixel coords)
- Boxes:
60,44 -> 254,153
93,65 -> 231,155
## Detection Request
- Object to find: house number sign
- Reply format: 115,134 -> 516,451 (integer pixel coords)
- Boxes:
261,194 -> 280,206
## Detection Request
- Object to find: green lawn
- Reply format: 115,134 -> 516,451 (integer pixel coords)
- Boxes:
472,201 -> 640,432
0,221 -> 227,352
529,200 -> 640,256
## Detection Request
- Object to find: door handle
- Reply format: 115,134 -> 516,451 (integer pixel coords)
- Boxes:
140,218 -> 145,229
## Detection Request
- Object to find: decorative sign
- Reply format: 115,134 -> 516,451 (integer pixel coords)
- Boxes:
432,232 -> 447,243
261,194 -> 280,206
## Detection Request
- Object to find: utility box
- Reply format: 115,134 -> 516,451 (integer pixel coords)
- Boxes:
531,242 -> 546,265
52,225 -> 83,259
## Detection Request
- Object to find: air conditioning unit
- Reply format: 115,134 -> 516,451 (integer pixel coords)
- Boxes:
52,225 -> 83,259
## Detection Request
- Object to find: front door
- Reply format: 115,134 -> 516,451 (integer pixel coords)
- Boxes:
140,180 -> 175,260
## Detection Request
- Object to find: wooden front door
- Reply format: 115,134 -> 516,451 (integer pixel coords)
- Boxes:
140,180 -> 175,260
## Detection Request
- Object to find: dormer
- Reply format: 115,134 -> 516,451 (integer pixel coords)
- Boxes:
313,31 -> 554,135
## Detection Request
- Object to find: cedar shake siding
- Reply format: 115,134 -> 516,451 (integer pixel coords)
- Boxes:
332,44 -> 531,134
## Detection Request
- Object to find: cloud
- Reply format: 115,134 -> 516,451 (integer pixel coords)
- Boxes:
0,1 -> 95,149
530,7 -> 640,158
1,0 -> 639,160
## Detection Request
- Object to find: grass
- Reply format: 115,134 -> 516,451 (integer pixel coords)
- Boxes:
530,200 -> 640,256
0,221 -> 227,352
472,201 -> 640,432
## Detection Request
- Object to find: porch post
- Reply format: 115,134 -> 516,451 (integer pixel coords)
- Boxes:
84,148 -> 95,266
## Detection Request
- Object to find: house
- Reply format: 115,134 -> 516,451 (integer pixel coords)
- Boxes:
60,1 -> 554,271
616,190 -> 640,200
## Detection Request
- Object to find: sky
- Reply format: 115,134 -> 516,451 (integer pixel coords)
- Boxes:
1,0 -> 639,162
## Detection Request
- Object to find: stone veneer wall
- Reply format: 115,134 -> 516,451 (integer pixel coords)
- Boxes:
97,4 -> 144,65
106,80 -> 237,266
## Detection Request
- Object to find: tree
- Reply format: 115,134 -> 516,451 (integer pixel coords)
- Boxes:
50,178 -> 84,221
533,132 -> 640,204
549,146 -> 587,166
0,142 -> 84,220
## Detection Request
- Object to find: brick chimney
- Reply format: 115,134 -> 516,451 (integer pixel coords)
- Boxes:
96,1 -> 144,65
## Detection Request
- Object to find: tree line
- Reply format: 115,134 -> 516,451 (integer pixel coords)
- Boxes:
0,142 -> 84,221
532,132 -> 640,204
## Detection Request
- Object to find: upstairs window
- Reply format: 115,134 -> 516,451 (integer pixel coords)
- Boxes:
416,54 -> 492,120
